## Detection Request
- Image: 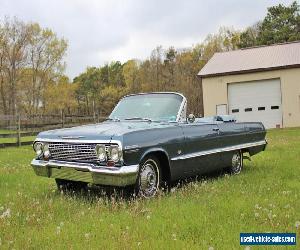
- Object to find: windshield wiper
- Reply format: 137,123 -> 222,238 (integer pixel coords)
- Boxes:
106,118 -> 120,122
124,117 -> 152,122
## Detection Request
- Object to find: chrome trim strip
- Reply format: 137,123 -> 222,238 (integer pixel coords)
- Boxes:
171,140 -> 267,161
60,136 -> 85,139
176,96 -> 187,122
123,91 -> 185,99
34,138 -> 122,148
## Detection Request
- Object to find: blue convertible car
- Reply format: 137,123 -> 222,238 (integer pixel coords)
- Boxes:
31,92 -> 267,197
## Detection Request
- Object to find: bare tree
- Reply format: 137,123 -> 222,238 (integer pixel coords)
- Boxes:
0,17 -> 30,115
26,23 -> 67,115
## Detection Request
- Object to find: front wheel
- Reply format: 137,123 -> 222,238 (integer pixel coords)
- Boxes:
228,150 -> 243,174
55,178 -> 87,192
135,156 -> 161,198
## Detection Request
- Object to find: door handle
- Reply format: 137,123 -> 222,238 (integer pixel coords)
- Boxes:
212,127 -> 219,132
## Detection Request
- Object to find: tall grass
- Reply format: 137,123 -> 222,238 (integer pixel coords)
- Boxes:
0,128 -> 299,249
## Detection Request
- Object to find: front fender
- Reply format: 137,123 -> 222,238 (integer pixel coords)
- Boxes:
139,147 -> 170,164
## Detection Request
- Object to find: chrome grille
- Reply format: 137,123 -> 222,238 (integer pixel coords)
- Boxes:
48,142 -> 99,163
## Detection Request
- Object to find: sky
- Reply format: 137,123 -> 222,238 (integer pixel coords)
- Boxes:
0,0 -> 294,79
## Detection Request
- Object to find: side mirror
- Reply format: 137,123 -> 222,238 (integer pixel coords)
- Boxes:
187,114 -> 195,123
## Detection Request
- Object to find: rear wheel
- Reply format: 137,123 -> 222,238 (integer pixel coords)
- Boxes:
55,178 -> 87,192
229,151 -> 243,174
135,156 -> 161,198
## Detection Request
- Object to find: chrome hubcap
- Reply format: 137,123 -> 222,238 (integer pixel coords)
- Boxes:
139,160 -> 159,197
232,152 -> 242,174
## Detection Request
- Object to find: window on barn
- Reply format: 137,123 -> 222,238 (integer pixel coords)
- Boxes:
271,106 -> 279,110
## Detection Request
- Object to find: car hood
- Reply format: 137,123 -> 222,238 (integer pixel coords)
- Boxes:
36,121 -> 176,141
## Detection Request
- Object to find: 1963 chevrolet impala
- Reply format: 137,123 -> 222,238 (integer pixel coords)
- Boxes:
31,92 -> 267,197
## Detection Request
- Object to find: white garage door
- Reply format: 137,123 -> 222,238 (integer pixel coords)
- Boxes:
228,78 -> 282,129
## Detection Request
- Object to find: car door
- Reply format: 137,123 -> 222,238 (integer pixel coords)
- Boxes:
176,122 -> 222,176
216,122 -> 246,167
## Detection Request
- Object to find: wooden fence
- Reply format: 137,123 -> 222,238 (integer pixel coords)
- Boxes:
0,114 -> 107,148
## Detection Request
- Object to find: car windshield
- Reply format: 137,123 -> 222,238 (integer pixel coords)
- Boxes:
109,93 -> 183,122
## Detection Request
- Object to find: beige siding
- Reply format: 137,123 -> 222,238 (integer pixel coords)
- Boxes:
202,68 -> 300,128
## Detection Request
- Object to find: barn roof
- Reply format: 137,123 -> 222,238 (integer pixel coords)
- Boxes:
198,41 -> 300,78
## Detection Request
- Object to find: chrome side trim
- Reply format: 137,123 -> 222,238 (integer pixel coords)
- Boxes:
171,140 -> 267,161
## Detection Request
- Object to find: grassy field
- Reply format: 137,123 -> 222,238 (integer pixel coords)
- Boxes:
0,128 -> 299,249
0,129 -> 17,134
0,129 -> 35,144
0,136 -> 35,144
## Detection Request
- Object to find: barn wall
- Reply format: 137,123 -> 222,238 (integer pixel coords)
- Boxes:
201,68 -> 300,128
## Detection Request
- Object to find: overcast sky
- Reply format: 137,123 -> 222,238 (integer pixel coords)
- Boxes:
1,0 -> 294,79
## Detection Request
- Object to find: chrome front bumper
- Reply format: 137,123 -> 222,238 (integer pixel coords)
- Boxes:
31,159 -> 139,186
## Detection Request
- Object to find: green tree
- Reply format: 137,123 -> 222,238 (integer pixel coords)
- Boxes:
239,1 -> 300,48
258,1 -> 300,45
73,67 -> 102,115
238,23 -> 260,48
163,47 -> 177,89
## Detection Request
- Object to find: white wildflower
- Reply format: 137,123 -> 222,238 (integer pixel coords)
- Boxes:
254,213 -> 260,218
172,233 -> 177,240
255,204 -> 261,210
84,233 -> 90,239
208,247 -> 214,250
0,208 -> 11,219
244,246 -> 251,250
295,221 -> 300,229
146,215 -> 151,220
137,242 -> 142,246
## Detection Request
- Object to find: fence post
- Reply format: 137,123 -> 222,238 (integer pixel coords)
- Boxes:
61,110 -> 65,128
93,100 -> 96,123
17,114 -> 21,147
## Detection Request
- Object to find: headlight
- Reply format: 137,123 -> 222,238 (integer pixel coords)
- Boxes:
110,146 -> 120,162
95,144 -> 106,161
33,142 -> 43,156
43,143 -> 51,159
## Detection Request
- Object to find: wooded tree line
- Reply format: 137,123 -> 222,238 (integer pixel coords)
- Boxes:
0,1 -> 299,118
